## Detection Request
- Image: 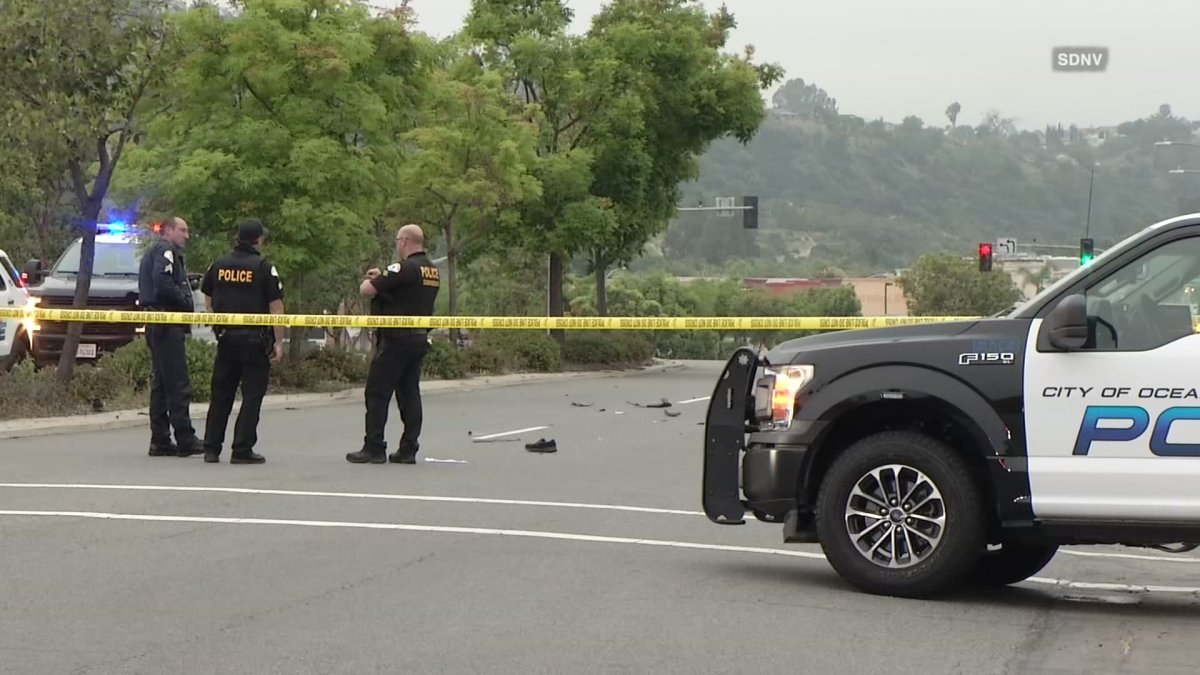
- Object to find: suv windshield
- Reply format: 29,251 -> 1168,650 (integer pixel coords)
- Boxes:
53,240 -> 140,276
0,255 -> 20,288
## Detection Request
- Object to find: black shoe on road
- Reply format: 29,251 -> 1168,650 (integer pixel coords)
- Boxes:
230,452 -> 265,464
525,438 -> 557,453
388,450 -> 417,464
203,452 -> 221,463
148,443 -> 178,457
346,451 -> 386,464
177,439 -> 206,458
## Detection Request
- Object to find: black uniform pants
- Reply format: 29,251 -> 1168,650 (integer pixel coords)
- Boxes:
147,325 -> 197,447
203,332 -> 271,455
363,334 -> 429,455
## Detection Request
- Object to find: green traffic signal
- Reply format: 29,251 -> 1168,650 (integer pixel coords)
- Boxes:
1080,237 -> 1095,265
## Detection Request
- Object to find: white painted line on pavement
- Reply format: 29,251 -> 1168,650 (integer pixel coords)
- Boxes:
3,483 -> 1199,569
0,508 -> 1196,595
0,483 -> 704,516
0,509 -> 823,558
677,396 -> 710,405
472,426 -> 549,441
1058,548 -> 1200,564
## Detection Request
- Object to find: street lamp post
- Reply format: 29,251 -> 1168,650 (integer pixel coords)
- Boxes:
883,281 -> 893,315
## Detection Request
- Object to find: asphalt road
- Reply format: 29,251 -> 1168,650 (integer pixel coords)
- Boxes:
2,361 -> 1200,674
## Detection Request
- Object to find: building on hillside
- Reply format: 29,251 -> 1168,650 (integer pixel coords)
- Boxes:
736,276 -> 908,316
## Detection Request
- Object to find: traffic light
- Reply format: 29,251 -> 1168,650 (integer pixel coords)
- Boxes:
1080,237 -> 1095,265
742,196 -> 758,229
978,242 -> 993,272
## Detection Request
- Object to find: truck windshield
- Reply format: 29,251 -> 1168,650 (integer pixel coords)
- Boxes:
53,240 -> 140,276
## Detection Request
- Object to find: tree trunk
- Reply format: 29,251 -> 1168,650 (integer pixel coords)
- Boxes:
548,251 -> 564,343
595,257 -> 608,317
445,220 -> 459,347
56,211 -> 100,383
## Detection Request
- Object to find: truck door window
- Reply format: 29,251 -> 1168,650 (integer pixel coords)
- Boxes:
0,256 -> 18,288
1085,236 -> 1200,351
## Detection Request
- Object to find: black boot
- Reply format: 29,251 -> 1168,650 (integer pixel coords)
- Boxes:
148,443 -> 178,457
177,438 -> 206,458
230,451 -> 265,464
388,445 -> 418,464
346,450 -> 386,464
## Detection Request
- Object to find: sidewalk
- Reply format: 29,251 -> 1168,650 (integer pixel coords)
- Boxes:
0,360 -> 685,440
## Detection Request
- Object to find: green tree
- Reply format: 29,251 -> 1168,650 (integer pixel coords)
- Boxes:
391,56 -> 542,339
945,101 -> 961,127
115,0 -> 430,354
898,252 -> 1022,316
581,0 -> 782,315
0,0 -> 175,380
465,0 -> 615,339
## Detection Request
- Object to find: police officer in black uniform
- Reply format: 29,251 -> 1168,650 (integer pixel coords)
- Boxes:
347,223 -> 439,465
200,220 -> 286,464
138,216 -> 204,458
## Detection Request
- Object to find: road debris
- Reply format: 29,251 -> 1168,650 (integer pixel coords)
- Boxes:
525,438 -> 557,453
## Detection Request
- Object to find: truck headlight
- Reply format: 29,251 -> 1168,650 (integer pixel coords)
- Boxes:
21,296 -> 40,341
754,365 -> 814,430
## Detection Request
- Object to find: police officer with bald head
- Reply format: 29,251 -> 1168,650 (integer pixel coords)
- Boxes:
200,219 -> 286,464
346,223 -> 439,465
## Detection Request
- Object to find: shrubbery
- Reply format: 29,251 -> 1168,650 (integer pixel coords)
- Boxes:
0,325 -> 670,421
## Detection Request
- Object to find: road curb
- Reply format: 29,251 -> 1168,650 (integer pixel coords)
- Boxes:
0,360 -> 685,441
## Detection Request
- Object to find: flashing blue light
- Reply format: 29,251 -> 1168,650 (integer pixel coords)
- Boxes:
100,222 -> 127,234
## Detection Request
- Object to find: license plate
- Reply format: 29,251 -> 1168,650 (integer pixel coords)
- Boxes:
76,344 -> 97,359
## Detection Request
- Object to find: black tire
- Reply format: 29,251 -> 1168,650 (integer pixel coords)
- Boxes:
1,329 -> 28,372
967,543 -> 1058,586
815,431 -> 987,599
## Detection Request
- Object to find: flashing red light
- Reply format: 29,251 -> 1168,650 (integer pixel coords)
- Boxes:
152,222 -> 162,234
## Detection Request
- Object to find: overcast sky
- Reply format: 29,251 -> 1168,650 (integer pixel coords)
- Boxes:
389,0 -> 1199,131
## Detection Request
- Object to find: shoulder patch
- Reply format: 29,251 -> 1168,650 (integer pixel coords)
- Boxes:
387,263 -> 402,273
163,250 -> 174,263
270,265 -> 279,278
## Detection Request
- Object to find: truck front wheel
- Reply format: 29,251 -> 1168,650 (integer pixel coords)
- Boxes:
815,431 -> 986,598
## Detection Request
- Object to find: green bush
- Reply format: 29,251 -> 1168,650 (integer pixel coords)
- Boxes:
422,338 -> 466,380
652,331 -> 720,360
305,346 -> 370,383
476,331 -> 561,372
562,331 -> 655,366
0,360 -> 77,416
270,356 -> 329,389
104,336 -> 153,390
99,335 -> 216,401
68,362 -> 130,403
185,338 -> 218,402
461,342 -> 509,375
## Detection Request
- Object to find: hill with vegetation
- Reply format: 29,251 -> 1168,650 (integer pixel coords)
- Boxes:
643,79 -> 1200,276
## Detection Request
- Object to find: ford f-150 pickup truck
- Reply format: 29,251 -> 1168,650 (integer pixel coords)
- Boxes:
704,212 -> 1200,598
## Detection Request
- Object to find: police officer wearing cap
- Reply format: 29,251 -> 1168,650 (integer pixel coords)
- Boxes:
200,219 -> 286,464
347,223 -> 439,465
138,216 -> 205,458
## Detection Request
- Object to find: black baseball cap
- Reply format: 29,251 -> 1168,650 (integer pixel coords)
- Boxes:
237,219 -> 269,242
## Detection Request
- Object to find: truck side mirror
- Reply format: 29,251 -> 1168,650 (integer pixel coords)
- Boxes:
22,259 -> 44,286
1045,294 -> 1089,350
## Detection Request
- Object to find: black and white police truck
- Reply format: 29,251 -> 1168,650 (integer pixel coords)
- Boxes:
703,213 -> 1200,598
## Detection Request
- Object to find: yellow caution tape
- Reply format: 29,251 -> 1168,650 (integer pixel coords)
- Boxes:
0,307 -> 980,331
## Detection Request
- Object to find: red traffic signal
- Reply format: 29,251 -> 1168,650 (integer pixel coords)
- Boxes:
978,242 -> 993,271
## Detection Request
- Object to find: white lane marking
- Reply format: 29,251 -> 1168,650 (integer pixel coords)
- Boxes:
0,483 -> 704,516
3,483 -> 1200,568
0,509 -> 823,559
677,396 -> 710,405
0,509 -> 1196,595
472,426 -> 549,441
1058,548 -> 1200,564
